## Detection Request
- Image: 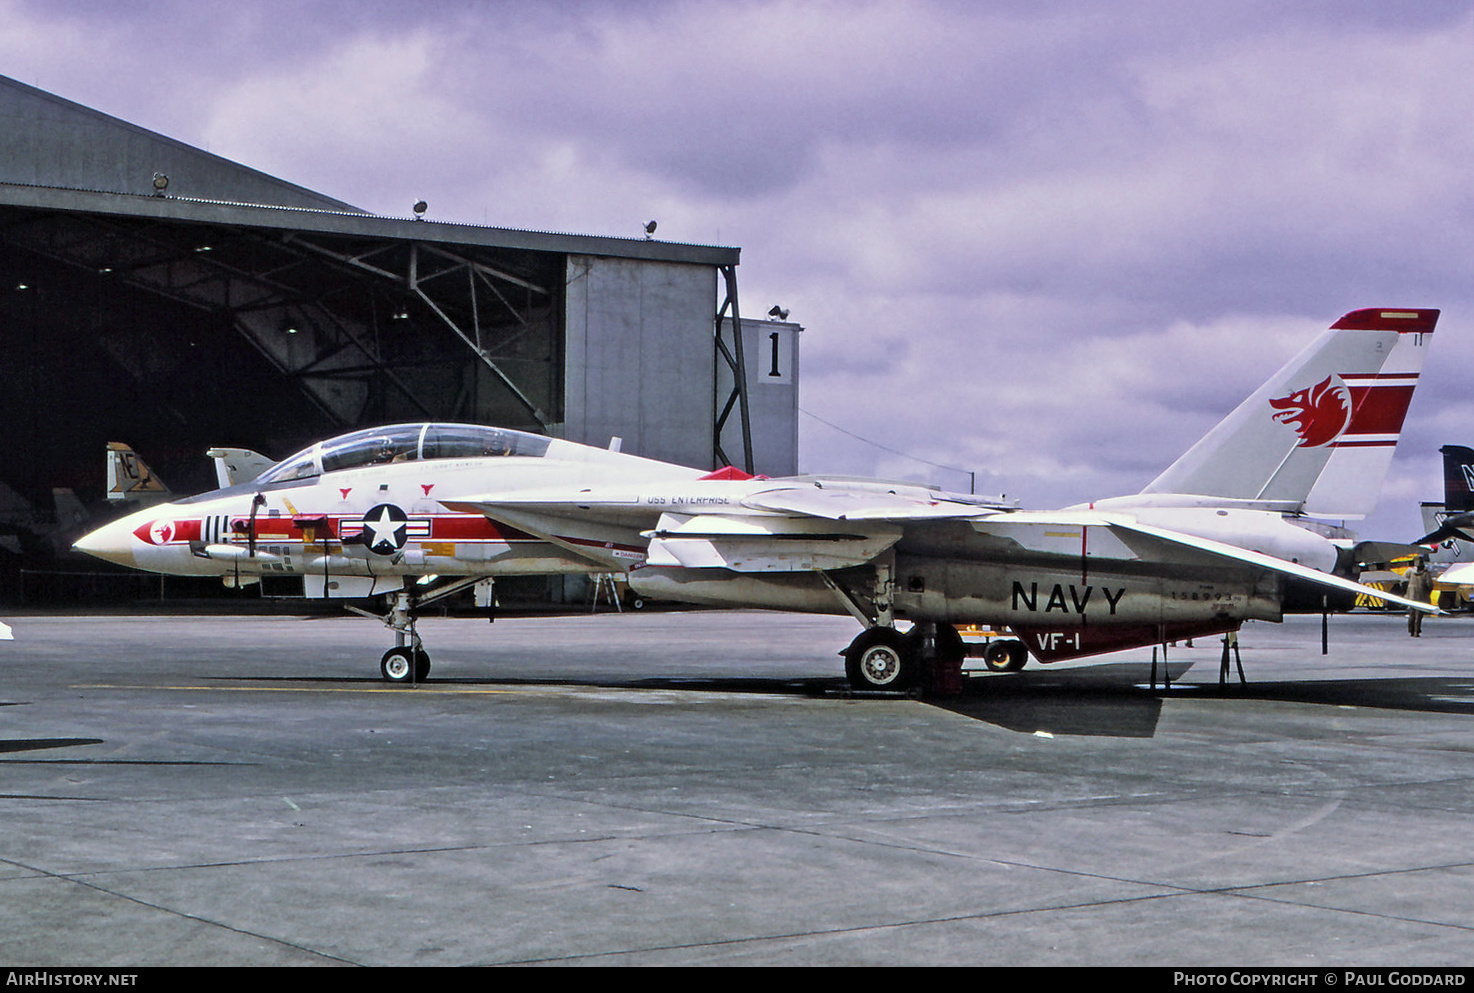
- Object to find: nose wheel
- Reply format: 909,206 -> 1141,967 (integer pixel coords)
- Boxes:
381,645 -> 431,683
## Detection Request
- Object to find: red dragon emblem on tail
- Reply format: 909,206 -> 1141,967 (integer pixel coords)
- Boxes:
1269,375 -> 1351,448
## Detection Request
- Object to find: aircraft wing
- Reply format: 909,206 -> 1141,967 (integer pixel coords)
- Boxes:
458,482 -> 1431,611
453,479 -> 995,573
740,483 -> 995,521
463,483 -> 990,521
446,490 -> 651,526
968,511 -> 1440,614
442,492 -> 658,571
638,481 -> 987,571
643,513 -> 903,572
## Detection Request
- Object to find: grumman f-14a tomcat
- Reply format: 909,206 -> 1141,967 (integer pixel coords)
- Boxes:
74,307 -> 1439,689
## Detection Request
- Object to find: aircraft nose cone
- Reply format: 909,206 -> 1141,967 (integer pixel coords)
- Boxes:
73,517 -> 139,568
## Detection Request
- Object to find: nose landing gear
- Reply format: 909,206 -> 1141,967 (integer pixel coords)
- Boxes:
346,576 -> 485,684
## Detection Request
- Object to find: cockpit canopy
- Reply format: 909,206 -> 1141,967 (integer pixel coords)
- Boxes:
256,423 -> 552,484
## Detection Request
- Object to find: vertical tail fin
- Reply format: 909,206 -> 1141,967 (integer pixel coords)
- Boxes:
1440,445 -> 1474,514
105,443 -> 170,504
1142,308 -> 1438,518
1418,445 -> 1474,547
51,488 -> 87,530
205,447 -> 278,488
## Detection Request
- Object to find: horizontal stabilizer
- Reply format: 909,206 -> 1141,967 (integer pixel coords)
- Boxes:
1417,511 -> 1474,546
972,510 -> 1438,614
1350,540 -> 1435,569
1118,518 -> 1437,614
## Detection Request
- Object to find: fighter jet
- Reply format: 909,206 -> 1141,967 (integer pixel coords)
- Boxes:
74,307 -> 1438,689
456,307 -> 1441,687
1415,444 -> 1474,604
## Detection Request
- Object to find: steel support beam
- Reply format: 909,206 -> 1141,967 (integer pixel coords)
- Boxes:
713,263 -> 754,474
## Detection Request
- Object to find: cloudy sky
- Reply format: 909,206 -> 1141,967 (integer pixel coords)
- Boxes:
6,0 -> 1473,540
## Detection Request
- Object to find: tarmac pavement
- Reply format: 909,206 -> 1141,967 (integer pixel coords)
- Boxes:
2,608 -> 1473,966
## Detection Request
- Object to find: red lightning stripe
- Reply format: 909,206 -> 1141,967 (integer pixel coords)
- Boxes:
1336,375 -> 1419,447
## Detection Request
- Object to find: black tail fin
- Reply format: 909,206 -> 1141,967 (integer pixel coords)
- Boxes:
1440,445 -> 1474,514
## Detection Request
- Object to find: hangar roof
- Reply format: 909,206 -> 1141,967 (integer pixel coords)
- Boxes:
0,182 -> 740,268
0,74 -> 738,266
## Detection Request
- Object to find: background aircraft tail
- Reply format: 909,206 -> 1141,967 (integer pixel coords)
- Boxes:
1141,308 -> 1438,518
51,488 -> 88,535
1440,445 -> 1474,514
1415,445 -> 1474,546
206,447 -> 278,488
105,443 -> 170,504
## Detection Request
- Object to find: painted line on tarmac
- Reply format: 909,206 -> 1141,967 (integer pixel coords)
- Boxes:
72,683 -> 523,695
68,682 -> 809,705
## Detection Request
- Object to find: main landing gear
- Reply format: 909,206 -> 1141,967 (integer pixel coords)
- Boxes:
842,622 -> 970,692
346,577 -> 485,685
824,559 -> 1028,695
842,625 -> 1031,692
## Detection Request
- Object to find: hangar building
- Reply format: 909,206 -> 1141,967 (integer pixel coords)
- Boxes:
0,75 -> 799,597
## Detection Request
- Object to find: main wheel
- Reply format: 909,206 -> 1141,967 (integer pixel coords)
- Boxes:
381,646 -> 431,683
983,639 -> 1028,673
844,627 -> 915,690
